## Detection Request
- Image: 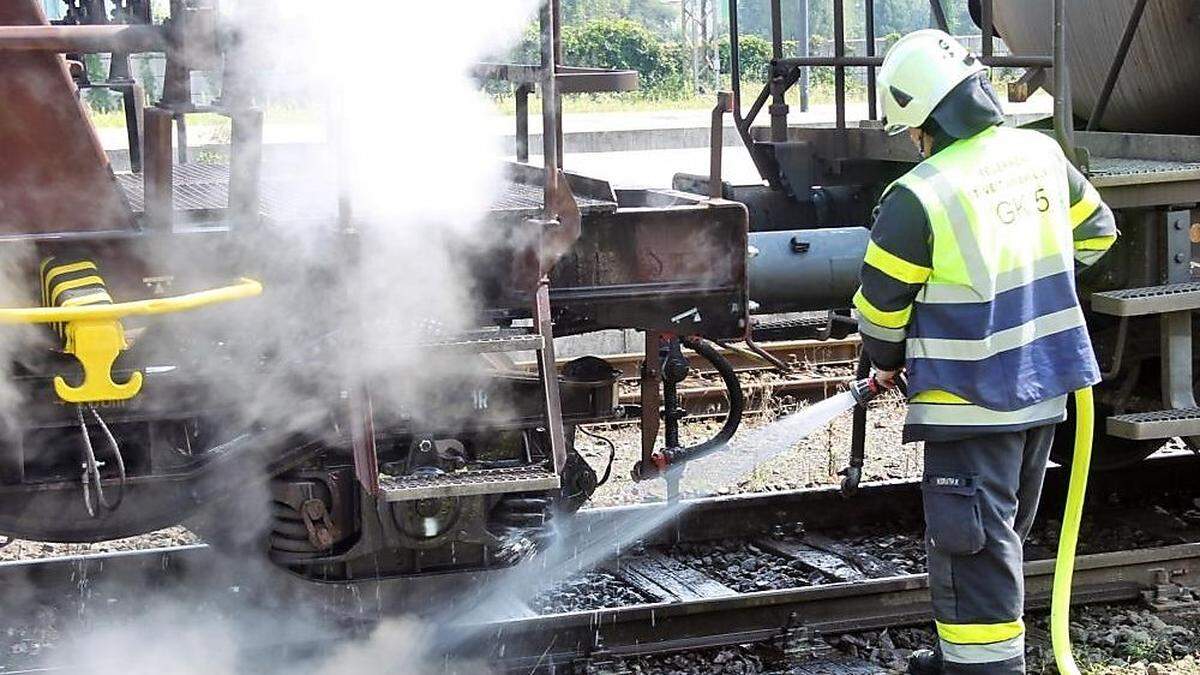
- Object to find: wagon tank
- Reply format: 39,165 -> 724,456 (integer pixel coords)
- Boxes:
992,0 -> 1200,133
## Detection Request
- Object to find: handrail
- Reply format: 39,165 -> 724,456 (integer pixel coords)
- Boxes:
0,278 -> 262,324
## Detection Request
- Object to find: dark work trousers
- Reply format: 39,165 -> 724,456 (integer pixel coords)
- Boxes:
922,424 -> 1056,674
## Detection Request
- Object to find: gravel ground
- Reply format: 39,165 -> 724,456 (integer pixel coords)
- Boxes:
6,362 -> 1200,674
581,387 -> 916,508
529,569 -> 652,614
1038,606 -> 1200,674
828,605 -> 1200,675
667,539 -> 828,592
586,643 -> 782,674
0,526 -> 199,562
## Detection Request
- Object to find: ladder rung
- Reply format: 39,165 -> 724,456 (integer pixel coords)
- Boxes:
379,466 -> 560,502
1107,407 -> 1200,440
420,333 -> 545,354
1091,282 -> 1200,316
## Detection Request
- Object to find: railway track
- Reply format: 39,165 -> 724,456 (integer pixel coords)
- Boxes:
2,453 -> 1199,672
567,338 -> 863,420
520,338 -> 861,380
617,373 -> 854,419
480,545 -> 1200,673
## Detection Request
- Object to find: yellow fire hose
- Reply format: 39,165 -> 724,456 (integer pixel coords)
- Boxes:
1052,385 -> 1094,675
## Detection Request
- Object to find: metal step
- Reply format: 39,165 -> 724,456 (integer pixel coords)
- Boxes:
751,313 -> 830,341
379,466 -> 560,502
419,333 -> 545,354
1107,407 -> 1200,440
1091,282 -> 1200,316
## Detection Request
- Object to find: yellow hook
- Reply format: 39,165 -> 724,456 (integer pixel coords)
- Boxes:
52,319 -> 143,403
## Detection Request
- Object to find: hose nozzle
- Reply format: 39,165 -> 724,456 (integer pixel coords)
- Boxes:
850,372 -> 904,408
849,376 -> 882,407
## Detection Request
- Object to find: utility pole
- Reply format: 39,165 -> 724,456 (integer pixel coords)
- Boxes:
681,0 -> 718,94
799,0 -> 810,111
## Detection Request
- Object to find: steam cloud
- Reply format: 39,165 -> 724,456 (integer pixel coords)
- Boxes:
37,0 -> 539,671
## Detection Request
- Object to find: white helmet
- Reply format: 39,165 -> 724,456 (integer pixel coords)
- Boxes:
878,29 -> 986,135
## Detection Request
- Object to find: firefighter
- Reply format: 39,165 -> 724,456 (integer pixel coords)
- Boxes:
854,30 -> 1117,674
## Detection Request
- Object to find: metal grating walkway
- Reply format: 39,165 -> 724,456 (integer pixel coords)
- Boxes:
379,465 -> 560,501
1091,281 -> 1200,316
115,165 -> 617,220
1090,157 -> 1200,188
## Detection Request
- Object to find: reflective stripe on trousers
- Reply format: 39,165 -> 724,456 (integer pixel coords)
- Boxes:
939,632 -> 1024,665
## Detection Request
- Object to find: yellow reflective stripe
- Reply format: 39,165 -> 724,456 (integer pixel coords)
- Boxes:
857,316 -> 907,342
1074,234 -> 1116,251
896,172 -> 976,288
42,260 -> 97,306
940,635 -> 1024,664
50,275 -> 107,306
1070,183 -> 1102,228
936,619 -> 1025,645
911,389 -> 969,404
864,240 -> 931,285
852,288 -> 911,329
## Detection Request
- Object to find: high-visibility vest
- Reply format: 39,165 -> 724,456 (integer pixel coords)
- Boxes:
890,125 -> 1100,414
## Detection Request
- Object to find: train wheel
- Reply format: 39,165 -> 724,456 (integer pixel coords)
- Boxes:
1050,393 -> 1165,470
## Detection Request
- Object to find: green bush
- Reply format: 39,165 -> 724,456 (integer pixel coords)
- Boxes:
563,18 -> 685,95
83,55 -> 122,114
502,18 -> 687,97
717,34 -> 773,80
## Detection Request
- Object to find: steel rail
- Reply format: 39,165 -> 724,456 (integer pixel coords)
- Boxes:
2,453 -> 1194,598
615,374 -> 854,420
475,543 -> 1200,671
518,338 -> 861,379
0,453 -> 1196,672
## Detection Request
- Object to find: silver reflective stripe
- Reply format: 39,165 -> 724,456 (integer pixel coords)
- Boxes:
940,635 -> 1025,665
856,314 -> 907,342
910,163 -> 994,297
907,395 -> 1067,426
919,253 -> 1073,304
1073,202 -> 1115,240
907,307 -> 1085,361
1075,249 -> 1107,266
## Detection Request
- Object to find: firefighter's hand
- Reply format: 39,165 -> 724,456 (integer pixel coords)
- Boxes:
873,368 -> 901,389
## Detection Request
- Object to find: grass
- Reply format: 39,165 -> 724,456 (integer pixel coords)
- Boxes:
85,104 -> 320,129
82,84 -> 863,127
490,81 -> 869,116
82,73 -> 1028,128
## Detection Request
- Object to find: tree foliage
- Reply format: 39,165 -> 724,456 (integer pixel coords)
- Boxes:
502,1 -> 984,99
561,0 -> 676,38
724,0 -> 975,43
717,34 -> 773,81
564,18 -> 686,93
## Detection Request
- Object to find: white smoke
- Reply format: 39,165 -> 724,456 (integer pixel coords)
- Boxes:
156,0 -> 545,432
45,0 -> 540,671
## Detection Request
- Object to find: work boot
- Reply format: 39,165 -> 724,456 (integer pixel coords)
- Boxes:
907,648 -> 943,674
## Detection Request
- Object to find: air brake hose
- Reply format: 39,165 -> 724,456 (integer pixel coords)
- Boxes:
646,335 -> 745,469
1052,386 -> 1094,675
